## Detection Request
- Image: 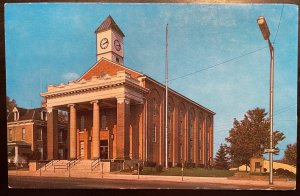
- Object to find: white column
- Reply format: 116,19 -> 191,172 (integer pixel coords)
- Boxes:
14,146 -> 19,165
91,100 -> 100,159
69,104 -> 77,159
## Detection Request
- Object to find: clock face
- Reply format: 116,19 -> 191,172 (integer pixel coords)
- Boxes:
100,38 -> 109,49
114,39 -> 121,51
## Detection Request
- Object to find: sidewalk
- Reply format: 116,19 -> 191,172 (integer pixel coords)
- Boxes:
8,170 -> 296,189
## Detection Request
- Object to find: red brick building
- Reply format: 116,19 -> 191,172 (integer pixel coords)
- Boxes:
40,16 -> 215,167
7,107 -> 68,160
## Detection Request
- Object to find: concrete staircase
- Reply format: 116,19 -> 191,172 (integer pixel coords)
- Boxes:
38,159 -> 109,177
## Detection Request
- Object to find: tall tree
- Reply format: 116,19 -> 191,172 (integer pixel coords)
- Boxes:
225,108 -> 285,167
214,144 -> 230,170
6,96 -> 17,113
282,143 -> 297,166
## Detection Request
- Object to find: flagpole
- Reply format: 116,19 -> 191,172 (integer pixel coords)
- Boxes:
165,23 -> 168,169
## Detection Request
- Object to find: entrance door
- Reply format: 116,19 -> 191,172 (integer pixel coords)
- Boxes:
100,140 -> 108,159
58,148 -> 64,160
38,147 -> 43,160
80,141 -> 84,158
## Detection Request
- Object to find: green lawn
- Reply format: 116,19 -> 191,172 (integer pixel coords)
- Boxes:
139,167 -> 235,177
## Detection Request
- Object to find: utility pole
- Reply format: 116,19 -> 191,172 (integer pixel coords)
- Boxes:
165,23 -> 169,169
257,16 -> 275,185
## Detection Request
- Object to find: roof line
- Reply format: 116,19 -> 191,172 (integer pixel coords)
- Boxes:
141,75 -> 215,115
77,58 -> 143,81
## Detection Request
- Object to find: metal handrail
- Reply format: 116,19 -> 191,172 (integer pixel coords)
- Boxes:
44,160 -> 58,171
69,154 -> 82,169
91,158 -> 101,171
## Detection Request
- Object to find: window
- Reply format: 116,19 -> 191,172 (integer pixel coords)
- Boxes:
100,140 -> 109,159
38,147 -> 43,160
8,129 -> 12,141
198,115 -> 203,161
21,128 -> 25,140
38,128 -> 43,141
167,115 -> 171,159
153,98 -> 157,116
179,110 -> 183,137
116,57 -> 119,63
198,146 -> 202,161
80,116 -> 85,131
152,124 -> 157,142
14,111 -> 19,121
58,131 -> 63,143
168,104 -> 171,115
41,111 -> 47,121
179,143 -> 183,161
189,117 -> 193,140
101,115 -> 107,130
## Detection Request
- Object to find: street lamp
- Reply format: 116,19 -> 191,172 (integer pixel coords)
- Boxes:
257,16 -> 274,185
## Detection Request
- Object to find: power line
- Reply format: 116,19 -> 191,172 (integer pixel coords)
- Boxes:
274,104 -> 297,116
273,5 -> 284,45
274,104 -> 296,113
168,46 -> 268,82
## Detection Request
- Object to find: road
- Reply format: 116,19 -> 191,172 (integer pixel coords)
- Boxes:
7,176 -> 293,190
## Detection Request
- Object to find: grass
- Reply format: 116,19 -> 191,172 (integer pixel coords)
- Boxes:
139,167 -> 235,177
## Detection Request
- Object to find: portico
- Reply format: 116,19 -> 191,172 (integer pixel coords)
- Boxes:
41,71 -> 148,160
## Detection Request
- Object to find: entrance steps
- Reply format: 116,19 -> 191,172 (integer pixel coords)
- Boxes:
38,159 -> 109,177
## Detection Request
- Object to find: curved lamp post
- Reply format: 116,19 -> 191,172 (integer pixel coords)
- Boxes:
257,16 -> 274,185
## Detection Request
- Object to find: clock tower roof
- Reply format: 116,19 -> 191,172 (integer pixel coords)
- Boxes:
95,15 -> 125,37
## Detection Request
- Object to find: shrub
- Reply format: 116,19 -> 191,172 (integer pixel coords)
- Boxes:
145,161 -> 156,167
177,163 -> 183,168
197,164 -> 205,168
186,162 -> 196,169
155,164 -> 164,172
135,163 -> 143,172
168,162 -> 173,168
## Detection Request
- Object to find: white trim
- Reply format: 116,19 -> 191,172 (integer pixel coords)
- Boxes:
7,121 -> 34,127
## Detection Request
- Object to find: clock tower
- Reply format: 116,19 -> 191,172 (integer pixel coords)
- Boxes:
95,15 -> 125,65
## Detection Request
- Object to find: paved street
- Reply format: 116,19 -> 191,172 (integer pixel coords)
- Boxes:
8,175 -> 295,190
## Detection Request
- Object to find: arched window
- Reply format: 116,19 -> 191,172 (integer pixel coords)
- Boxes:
167,103 -> 172,159
198,113 -> 203,161
188,112 -> 194,161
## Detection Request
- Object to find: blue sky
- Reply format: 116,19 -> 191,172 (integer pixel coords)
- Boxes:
5,3 -> 297,159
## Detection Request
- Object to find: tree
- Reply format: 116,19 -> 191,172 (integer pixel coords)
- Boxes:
6,96 -> 17,114
214,144 -> 230,170
282,143 -> 297,166
225,108 -> 285,168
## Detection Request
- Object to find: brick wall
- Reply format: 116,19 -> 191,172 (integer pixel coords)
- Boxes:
144,78 -> 214,166
7,123 -> 34,149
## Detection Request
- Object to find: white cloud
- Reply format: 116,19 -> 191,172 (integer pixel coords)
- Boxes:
62,72 -> 80,81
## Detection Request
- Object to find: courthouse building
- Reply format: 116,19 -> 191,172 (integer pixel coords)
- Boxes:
40,16 -> 215,166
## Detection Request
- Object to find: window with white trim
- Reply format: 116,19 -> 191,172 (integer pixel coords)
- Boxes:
14,111 -> 19,121
21,128 -> 25,140
8,129 -> 12,141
